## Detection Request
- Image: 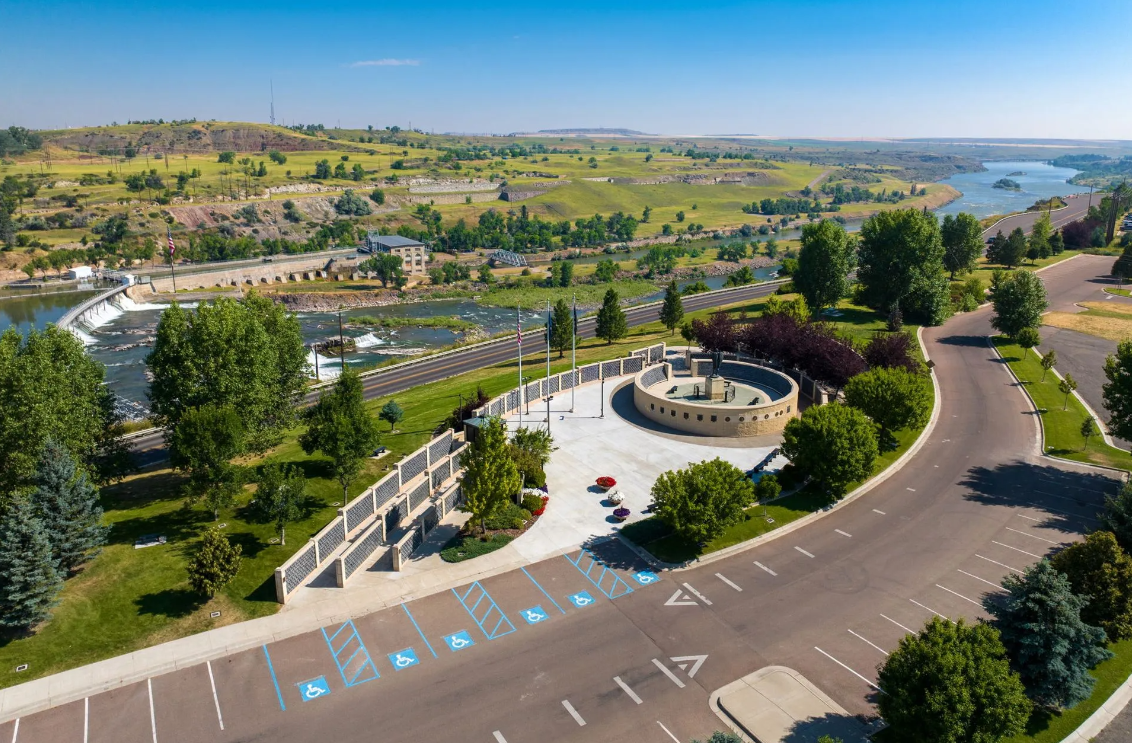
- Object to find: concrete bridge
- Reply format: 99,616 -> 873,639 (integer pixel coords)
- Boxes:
149,252 -> 364,293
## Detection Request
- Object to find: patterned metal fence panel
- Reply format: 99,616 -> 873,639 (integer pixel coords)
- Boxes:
430,459 -> 450,490
374,472 -> 399,510
451,443 -> 468,470
640,365 -> 667,389
316,518 -> 345,562
409,479 -> 430,512
490,398 -> 504,417
648,344 -> 665,364
601,359 -> 621,378
581,363 -> 600,383
428,431 -> 453,465
507,389 -> 521,412
622,356 -> 644,374
632,348 -> 648,358
385,504 -> 402,534
547,375 -> 560,394
399,530 -> 418,562
344,525 -> 384,578
284,544 -> 318,593
445,485 -> 464,512
422,507 -> 439,534
524,381 -> 539,403
559,371 -> 576,390
400,449 -> 428,483
409,527 -> 424,554
345,493 -> 374,533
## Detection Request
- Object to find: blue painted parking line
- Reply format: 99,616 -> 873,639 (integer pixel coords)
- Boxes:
565,549 -> 635,599
567,590 -> 596,608
401,603 -> 438,658
520,606 -> 549,625
521,566 -> 566,614
262,645 -> 286,711
321,620 -> 380,687
453,581 -> 517,640
297,676 -> 331,702
443,630 -> 476,652
388,648 -> 420,671
633,570 -> 660,586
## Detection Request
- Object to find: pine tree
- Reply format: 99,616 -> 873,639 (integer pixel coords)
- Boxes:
985,559 -> 1112,710
187,527 -> 242,598
460,417 -> 520,533
379,400 -> 404,432
32,438 -> 108,573
595,288 -> 627,345
659,280 -> 685,335
550,299 -> 573,357
0,498 -> 63,631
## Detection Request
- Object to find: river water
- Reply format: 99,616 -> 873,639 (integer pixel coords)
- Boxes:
0,160 -> 1086,406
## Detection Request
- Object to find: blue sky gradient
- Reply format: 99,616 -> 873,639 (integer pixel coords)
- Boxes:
2,0 -> 1130,137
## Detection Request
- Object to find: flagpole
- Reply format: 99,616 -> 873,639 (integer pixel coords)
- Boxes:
545,298 -> 551,432
570,293 -> 576,413
517,304 -> 523,431
167,229 -> 178,293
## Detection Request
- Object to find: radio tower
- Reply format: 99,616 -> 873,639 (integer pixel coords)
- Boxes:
270,81 -> 276,126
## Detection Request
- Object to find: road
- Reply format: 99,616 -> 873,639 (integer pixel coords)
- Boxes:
126,282 -> 786,465
6,257 -> 1120,742
981,191 -> 1097,239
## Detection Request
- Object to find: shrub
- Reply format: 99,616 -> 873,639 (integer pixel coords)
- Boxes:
484,502 -> 532,531
863,332 -> 920,373
521,493 -> 545,513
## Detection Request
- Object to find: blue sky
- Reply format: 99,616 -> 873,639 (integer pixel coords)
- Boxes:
2,0 -> 1130,138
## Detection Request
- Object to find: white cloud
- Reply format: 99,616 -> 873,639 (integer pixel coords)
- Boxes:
349,59 -> 420,68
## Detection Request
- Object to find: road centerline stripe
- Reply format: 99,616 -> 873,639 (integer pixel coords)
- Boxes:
848,629 -> 889,655
814,647 -> 883,692
682,582 -> 713,605
795,546 -> 815,558
936,584 -> 982,606
206,661 -> 225,730
562,700 -> 586,726
147,678 -> 158,743
976,553 -> 1022,573
715,573 -> 742,591
652,658 -> 687,688
835,529 -> 852,538
1004,526 -> 1061,545
992,540 -> 1043,559
614,676 -> 643,704
754,561 -> 777,576
880,613 -> 915,633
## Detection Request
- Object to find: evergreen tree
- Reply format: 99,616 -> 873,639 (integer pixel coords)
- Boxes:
1102,481 -> 1132,554
659,281 -> 685,335
595,288 -> 627,344
549,299 -> 573,358
187,527 -> 242,598
985,559 -> 1111,710
0,497 -> 63,631
32,438 -> 108,573
379,400 -> 404,432
300,368 -> 381,500
460,417 -> 521,533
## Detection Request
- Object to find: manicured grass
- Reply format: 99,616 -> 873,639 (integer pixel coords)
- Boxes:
993,338 -> 1132,471
1106,287 -> 1132,298
440,534 -> 513,563
476,279 -> 659,310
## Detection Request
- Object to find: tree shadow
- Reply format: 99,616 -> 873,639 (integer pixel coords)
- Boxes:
958,460 -> 1120,536
107,501 -> 210,547
779,711 -> 873,742
580,534 -> 651,572
934,334 -> 995,349
134,589 -> 205,618
224,529 -> 268,560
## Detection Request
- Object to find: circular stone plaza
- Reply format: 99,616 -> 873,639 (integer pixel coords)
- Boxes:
494,348 -> 810,562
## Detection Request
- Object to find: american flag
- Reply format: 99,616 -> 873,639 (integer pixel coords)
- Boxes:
167,229 -> 176,256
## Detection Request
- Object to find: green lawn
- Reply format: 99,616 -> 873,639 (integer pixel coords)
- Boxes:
476,278 -> 660,310
993,338 -> 1132,471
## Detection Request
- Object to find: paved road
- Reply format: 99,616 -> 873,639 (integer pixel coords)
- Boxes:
5,259 -> 1122,742
126,282 -> 786,465
981,191 -> 1097,239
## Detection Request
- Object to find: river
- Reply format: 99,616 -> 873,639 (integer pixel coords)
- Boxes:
935,160 -> 1089,220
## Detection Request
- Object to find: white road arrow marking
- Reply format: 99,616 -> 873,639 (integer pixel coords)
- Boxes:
664,589 -> 698,606
670,654 -> 708,678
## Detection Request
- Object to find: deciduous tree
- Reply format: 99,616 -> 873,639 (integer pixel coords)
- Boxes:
941,212 -> 984,279
460,417 -> 521,533
300,368 -> 381,501
1103,340 -> 1132,440
843,367 -> 932,445
991,270 -> 1047,340
781,404 -> 878,498
1102,481 -> 1132,553
1039,349 -> 1057,382
863,332 -> 920,373
795,219 -> 853,311
856,208 -> 950,326
1059,373 -> 1078,410
187,527 -> 242,598
252,461 -> 307,546
651,458 -> 756,543
1050,531 -> 1132,640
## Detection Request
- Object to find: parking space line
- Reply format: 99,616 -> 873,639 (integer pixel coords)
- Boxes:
262,645 -> 287,711
565,549 -> 634,599
872,509 -> 886,515
651,658 -> 686,688
401,603 -> 438,658
715,573 -> 742,591
814,647 -> 883,692
493,732 -> 508,743
1016,514 -> 1041,522
835,529 -> 852,538
84,697 -> 89,743
453,582 -> 517,640
795,546 -> 815,558
1004,526 -> 1061,545
147,678 -> 158,743
910,598 -> 949,620
521,566 -> 566,614
9,718 -> 17,743
958,569 -> 1005,590
992,540 -> 1043,559
206,661 -> 225,730
614,676 -> 643,704
682,582 -> 712,605
754,561 -> 777,576
848,629 -> 888,656
321,620 -> 380,687
976,554 -> 1022,573
562,700 -> 586,726
880,613 -> 914,634
657,721 -> 681,742
936,584 -> 982,606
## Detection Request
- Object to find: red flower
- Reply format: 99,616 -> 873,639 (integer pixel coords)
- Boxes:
596,476 -> 617,489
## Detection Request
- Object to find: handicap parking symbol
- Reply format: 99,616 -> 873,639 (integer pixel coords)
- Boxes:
567,591 -> 595,608
389,647 -> 420,670
633,571 -> 660,586
297,676 -> 331,702
521,606 -> 549,625
443,630 -> 476,652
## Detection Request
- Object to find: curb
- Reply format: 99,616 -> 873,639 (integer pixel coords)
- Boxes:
620,326 -> 943,572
